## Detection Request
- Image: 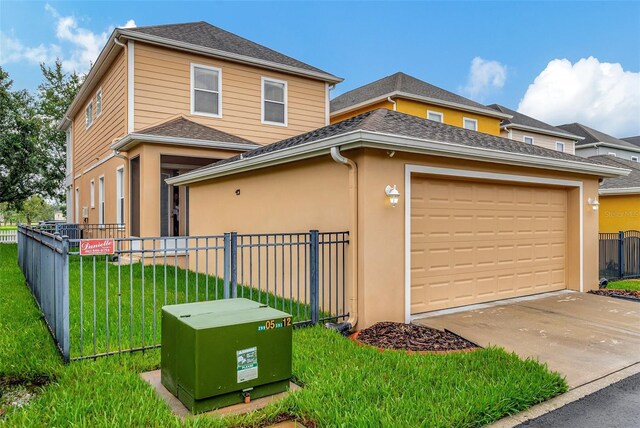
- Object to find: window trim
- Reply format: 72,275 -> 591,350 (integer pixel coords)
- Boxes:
462,117 -> 478,131
427,110 -> 443,123
116,166 -> 124,226
631,156 -> 639,162
75,187 -> 80,224
85,101 -> 93,129
607,152 -> 617,157
556,142 -> 565,152
95,87 -> 103,117
90,179 -> 95,208
190,63 -> 222,118
98,175 -> 105,226
261,76 -> 288,127
523,136 -> 534,145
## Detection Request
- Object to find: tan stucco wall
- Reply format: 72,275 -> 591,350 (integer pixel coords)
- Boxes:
185,148 -> 601,328
500,128 -> 576,155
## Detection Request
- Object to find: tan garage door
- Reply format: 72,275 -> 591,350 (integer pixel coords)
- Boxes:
411,176 -> 567,314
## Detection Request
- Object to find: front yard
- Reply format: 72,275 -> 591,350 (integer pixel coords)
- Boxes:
1,243 -> 567,427
607,279 -> 640,291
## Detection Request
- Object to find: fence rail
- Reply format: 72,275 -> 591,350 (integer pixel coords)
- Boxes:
17,224 -> 349,362
0,229 -> 17,243
599,230 -> 640,280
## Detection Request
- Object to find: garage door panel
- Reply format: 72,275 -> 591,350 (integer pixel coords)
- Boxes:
411,177 -> 567,315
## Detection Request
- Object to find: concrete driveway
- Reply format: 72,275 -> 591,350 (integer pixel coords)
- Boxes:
414,291 -> 640,388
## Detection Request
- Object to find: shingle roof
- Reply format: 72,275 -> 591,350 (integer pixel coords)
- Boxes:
589,155 -> 640,191
486,104 -> 580,139
209,109 -> 604,170
330,72 -> 502,116
622,136 -> 640,147
557,123 -> 637,148
125,21 -> 339,80
137,116 -> 256,146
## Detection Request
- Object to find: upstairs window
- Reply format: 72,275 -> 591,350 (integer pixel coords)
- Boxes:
556,142 -> 565,152
90,180 -> 95,208
632,156 -> 639,162
427,111 -> 443,123
262,77 -> 287,126
608,152 -> 617,157
523,136 -> 534,145
191,64 -> 221,117
96,88 -> 103,117
85,102 -> 93,128
463,117 -> 477,131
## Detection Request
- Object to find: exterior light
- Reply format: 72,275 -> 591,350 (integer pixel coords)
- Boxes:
385,185 -> 400,207
588,197 -> 600,211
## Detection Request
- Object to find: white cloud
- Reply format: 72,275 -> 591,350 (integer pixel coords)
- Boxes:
518,57 -> 640,137
460,57 -> 508,99
0,4 -> 135,74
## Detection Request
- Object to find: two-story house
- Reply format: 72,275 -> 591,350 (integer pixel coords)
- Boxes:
557,123 -> 640,162
60,21 -> 341,238
486,104 -> 581,154
329,72 -> 511,135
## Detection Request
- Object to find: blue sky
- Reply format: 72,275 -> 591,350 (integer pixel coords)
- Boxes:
2,1 -> 639,136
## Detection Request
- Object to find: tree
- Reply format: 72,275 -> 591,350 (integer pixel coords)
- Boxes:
35,60 -> 82,203
0,67 -> 40,209
21,195 -> 55,224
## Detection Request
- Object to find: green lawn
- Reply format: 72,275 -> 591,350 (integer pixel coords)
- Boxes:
0,225 -> 17,231
1,244 -> 567,427
607,279 -> 640,291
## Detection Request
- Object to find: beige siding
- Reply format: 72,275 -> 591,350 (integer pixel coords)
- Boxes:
503,129 -> 576,155
72,50 -> 127,173
133,42 -> 327,144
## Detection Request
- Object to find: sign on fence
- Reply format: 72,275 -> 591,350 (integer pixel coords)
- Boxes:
79,239 -> 115,255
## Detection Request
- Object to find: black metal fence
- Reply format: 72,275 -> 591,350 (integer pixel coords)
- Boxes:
599,230 -> 640,280
17,225 -> 349,362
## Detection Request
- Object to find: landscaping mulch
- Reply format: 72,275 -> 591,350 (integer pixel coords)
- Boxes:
354,321 -> 478,353
589,289 -> 640,301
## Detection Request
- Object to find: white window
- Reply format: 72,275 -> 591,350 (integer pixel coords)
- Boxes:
463,117 -> 477,131
427,111 -> 443,123
90,180 -> 95,208
262,77 -> 287,126
85,102 -> 93,128
608,152 -> 616,157
523,136 -> 534,145
631,156 -> 639,162
191,64 -> 221,117
98,176 -> 105,225
556,142 -> 565,152
75,187 -> 80,224
96,88 -> 102,117
116,167 -> 124,225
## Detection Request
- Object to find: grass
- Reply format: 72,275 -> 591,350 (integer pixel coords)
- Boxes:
1,243 -> 568,427
607,279 -> 640,291
0,226 -> 17,231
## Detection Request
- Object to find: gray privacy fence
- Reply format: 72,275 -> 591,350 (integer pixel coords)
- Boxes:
599,230 -> 640,280
17,225 -> 349,362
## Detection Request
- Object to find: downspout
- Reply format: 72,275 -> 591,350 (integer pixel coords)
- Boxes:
387,96 -> 397,111
330,146 -> 358,332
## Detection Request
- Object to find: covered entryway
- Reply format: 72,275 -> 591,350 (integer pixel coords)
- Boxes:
410,173 -> 568,315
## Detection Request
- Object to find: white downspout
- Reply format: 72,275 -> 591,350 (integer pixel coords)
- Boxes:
330,146 -> 358,331
387,96 -> 397,111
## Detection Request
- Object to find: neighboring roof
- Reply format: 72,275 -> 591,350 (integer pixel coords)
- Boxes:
557,123 -> 640,151
589,155 -> 640,194
111,116 -> 259,152
622,136 -> 640,147
330,72 -> 510,119
486,104 -> 582,141
168,109 -> 629,186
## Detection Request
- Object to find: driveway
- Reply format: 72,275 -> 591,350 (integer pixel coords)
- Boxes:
414,291 -> 640,388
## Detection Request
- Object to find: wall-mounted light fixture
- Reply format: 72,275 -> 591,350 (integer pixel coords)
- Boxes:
587,197 -> 600,211
385,185 -> 400,208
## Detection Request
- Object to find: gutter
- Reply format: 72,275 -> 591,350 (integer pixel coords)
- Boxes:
330,147 -> 358,331
111,133 -> 260,152
576,141 -> 640,153
599,187 -> 640,195
501,123 -> 584,141
166,130 -> 630,186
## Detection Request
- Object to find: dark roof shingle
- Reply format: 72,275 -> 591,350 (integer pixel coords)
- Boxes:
622,136 -> 640,147
330,72 -> 500,115
486,104 -> 580,139
589,155 -> 640,190
137,116 -> 256,146
557,123 -> 637,148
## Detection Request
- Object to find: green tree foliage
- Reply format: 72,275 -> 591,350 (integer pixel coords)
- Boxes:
21,195 -> 55,224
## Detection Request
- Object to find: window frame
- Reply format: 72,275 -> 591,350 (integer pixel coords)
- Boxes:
631,156 -> 639,162
75,187 -> 80,224
427,110 -> 443,123
462,117 -> 478,131
85,101 -> 93,129
98,175 -> 105,226
607,152 -> 617,157
116,166 -> 124,226
95,87 -> 103,117
190,63 -> 222,118
90,179 -> 95,209
556,142 -> 565,152
523,136 -> 534,145
261,76 -> 288,127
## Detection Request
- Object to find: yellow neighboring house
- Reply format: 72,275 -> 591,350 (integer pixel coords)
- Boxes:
589,155 -> 640,232
330,72 -> 510,135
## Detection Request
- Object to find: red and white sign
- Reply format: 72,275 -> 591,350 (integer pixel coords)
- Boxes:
80,239 -> 115,256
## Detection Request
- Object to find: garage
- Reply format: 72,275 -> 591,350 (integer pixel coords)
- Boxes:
410,174 -> 568,314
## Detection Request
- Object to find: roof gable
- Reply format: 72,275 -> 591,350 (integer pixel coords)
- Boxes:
558,123 -> 637,148
137,116 -> 255,145
590,155 -> 640,191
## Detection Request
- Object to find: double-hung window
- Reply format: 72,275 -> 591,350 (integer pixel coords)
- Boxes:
463,117 -> 477,131
98,176 -> 105,225
427,111 -> 443,123
90,180 -> 95,208
556,142 -> 565,152
191,64 -> 221,117
262,77 -> 287,126
96,88 -> 103,117
85,102 -> 93,128
523,136 -> 534,145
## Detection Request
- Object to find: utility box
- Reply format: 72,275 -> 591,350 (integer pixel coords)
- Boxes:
161,298 -> 293,413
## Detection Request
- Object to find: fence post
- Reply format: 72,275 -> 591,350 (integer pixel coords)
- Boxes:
309,230 -> 319,325
223,232 -> 231,299
60,236 -> 70,363
619,231 -> 625,279
231,232 -> 237,298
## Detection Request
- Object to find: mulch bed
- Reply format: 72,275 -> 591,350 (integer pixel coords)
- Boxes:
353,321 -> 478,353
589,289 -> 640,301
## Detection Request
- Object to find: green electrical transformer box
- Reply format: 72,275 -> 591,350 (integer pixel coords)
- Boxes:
161,298 -> 293,413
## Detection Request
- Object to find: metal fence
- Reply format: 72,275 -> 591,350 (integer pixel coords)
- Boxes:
36,222 -> 126,240
599,230 -> 640,280
1,229 -> 17,243
17,225 -> 349,362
